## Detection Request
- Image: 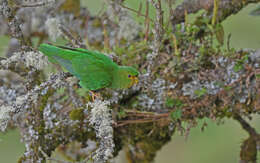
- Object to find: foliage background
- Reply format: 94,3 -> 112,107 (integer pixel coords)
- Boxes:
0,0 -> 259,163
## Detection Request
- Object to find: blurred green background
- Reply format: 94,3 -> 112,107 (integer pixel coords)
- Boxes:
0,1 -> 260,163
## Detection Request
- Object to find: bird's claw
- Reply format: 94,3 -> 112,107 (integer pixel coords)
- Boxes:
89,91 -> 101,101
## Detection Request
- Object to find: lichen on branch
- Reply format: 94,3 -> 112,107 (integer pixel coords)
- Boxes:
0,0 -> 259,162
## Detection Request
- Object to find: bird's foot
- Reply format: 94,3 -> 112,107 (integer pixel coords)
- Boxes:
89,91 -> 101,101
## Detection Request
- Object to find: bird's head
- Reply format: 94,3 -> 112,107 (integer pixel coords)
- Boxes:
115,66 -> 139,89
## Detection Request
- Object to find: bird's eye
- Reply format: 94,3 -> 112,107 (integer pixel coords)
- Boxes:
128,74 -> 131,78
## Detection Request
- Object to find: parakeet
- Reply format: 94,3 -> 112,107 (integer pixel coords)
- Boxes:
39,43 -> 139,92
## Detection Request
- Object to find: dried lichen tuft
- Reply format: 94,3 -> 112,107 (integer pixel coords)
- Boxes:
0,105 -> 13,131
1,51 -> 48,70
89,100 -> 114,162
45,17 -> 62,41
0,0 -> 259,162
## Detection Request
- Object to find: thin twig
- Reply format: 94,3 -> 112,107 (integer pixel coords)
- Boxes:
114,111 -> 171,127
137,2 -> 143,17
125,110 -> 170,118
102,18 -> 111,51
151,0 -> 164,56
0,0 -> 29,49
211,0 -> 219,26
59,25 -> 85,48
16,2 -> 52,8
119,3 -> 154,23
227,33 -> 231,51
39,146 -> 71,163
166,0 -> 174,29
144,0 -> 150,41
115,117 -> 170,127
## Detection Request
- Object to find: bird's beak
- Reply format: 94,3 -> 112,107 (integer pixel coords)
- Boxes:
129,76 -> 138,88
133,76 -> 138,85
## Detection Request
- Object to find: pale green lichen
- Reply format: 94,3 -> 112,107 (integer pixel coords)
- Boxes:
45,17 -> 61,41
0,51 -> 48,70
0,105 -> 12,131
89,100 -> 114,162
24,51 -> 49,70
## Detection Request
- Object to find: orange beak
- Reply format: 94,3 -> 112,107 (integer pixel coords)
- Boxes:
129,76 -> 138,87
131,76 -> 138,85
133,76 -> 138,85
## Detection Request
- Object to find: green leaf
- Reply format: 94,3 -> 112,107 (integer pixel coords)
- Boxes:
170,109 -> 182,121
118,109 -> 127,119
165,98 -> 183,109
215,24 -> 224,45
233,54 -> 248,72
233,63 -> 243,72
241,55 -> 249,62
165,98 -> 174,108
224,86 -> 232,91
194,88 -> 207,97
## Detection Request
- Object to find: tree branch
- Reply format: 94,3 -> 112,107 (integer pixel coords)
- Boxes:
171,0 -> 260,27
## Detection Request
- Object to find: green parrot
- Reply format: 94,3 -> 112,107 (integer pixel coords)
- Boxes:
39,43 -> 139,94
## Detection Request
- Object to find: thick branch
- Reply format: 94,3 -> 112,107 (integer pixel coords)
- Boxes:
233,114 -> 259,163
0,0 -> 29,49
233,113 -> 258,137
171,0 -> 260,26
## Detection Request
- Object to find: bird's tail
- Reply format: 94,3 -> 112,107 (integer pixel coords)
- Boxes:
39,43 -> 83,60
38,43 -> 79,76
39,43 -> 62,63
39,43 -> 56,57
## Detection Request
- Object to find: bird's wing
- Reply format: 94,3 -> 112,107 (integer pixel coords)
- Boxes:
39,44 -> 81,76
39,44 -> 115,79
72,55 -> 114,90
39,44 -> 81,61
56,45 -> 114,64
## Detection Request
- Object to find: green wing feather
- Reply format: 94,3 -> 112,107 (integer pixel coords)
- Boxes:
39,43 -> 118,90
72,56 -> 113,90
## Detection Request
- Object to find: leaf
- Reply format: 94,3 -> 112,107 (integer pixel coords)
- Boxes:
233,54 -> 249,72
170,109 -> 182,121
165,98 -> 183,109
215,23 -> 224,45
224,86 -> 232,91
255,74 -> 260,79
194,88 -> 207,97
118,109 -> 127,119
233,63 -> 243,72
